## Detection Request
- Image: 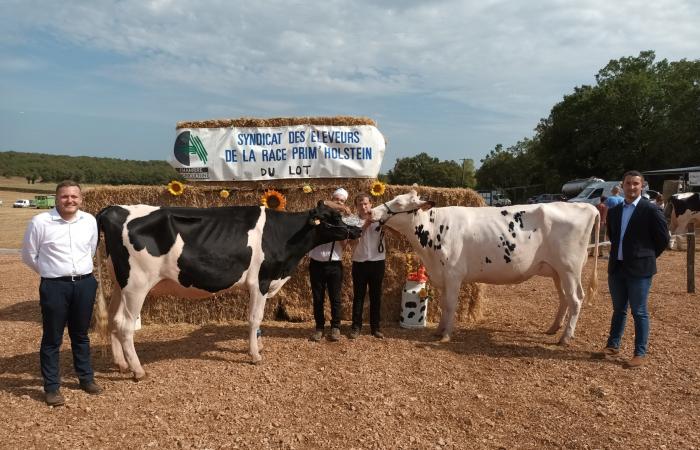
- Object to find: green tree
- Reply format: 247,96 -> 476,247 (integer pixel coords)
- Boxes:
534,50 -> 700,188
386,152 -> 475,188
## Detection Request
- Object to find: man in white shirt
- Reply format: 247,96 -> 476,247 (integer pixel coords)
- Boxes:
308,188 -> 349,342
22,180 -> 102,406
349,194 -> 386,339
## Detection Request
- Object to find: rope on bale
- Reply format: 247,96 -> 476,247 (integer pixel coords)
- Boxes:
176,116 -> 377,129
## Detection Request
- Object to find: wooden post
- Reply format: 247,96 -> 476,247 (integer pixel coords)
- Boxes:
688,223 -> 695,294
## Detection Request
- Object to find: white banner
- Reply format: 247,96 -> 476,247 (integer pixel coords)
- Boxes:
170,125 -> 386,181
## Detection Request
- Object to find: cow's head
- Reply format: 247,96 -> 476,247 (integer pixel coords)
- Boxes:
370,189 -> 435,224
309,200 -> 363,241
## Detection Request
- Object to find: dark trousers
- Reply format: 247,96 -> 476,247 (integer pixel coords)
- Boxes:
309,260 -> 343,330
351,260 -> 385,332
39,275 -> 98,393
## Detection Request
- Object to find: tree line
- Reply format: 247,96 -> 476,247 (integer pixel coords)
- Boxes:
387,51 -> 699,198
0,151 -> 181,185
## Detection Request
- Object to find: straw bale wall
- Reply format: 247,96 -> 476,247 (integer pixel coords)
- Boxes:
83,180 -> 486,327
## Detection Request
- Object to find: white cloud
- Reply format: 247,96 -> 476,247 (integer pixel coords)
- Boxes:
1,0 -> 699,165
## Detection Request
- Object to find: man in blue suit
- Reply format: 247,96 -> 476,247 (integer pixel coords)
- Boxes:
600,170 -> 669,368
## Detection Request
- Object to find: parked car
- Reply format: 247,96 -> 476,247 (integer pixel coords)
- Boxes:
13,199 -> 32,208
527,193 -> 565,204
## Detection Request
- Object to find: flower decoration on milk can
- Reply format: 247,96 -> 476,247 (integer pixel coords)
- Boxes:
370,180 -> 386,197
261,189 -> 287,210
219,189 -> 230,199
167,180 -> 185,196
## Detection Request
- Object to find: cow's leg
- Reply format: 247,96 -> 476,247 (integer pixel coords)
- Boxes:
107,287 -> 129,373
545,273 -> 568,335
114,286 -> 149,380
437,279 -> 461,343
557,273 -> 584,346
247,287 -> 267,364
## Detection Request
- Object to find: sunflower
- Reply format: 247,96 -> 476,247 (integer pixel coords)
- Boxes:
302,184 -> 313,194
219,189 -> 230,199
167,180 -> 185,196
261,189 -> 286,210
370,180 -> 386,197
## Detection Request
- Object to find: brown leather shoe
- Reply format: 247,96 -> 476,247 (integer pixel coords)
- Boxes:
623,355 -> 645,369
79,381 -> 103,395
603,346 -> 620,355
45,390 -> 65,407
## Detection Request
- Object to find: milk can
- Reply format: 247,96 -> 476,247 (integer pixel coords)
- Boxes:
400,265 -> 430,328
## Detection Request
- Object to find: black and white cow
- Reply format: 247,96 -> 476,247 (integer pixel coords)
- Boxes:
95,201 -> 362,378
370,190 -> 600,345
669,192 -> 700,250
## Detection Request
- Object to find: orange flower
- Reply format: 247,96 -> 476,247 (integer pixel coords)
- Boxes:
261,189 -> 286,210
219,189 -> 230,199
167,180 -> 185,196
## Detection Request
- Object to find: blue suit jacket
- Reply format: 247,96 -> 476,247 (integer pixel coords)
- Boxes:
607,197 -> 669,277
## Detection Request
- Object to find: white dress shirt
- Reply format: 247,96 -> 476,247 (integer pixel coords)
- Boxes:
352,221 -> 386,262
309,241 -> 344,262
22,209 -> 98,278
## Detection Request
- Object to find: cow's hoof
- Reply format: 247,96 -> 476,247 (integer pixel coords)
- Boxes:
113,364 -> 130,374
133,372 -> 148,382
439,335 -> 451,343
544,326 -> 559,335
250,356 -> 263,365
557,338 -> 571,347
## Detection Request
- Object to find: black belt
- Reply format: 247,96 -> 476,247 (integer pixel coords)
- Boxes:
42,273 -> 93,282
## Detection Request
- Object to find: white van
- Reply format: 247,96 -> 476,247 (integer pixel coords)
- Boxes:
567,181 -> 622,206
13,199 -> 32,208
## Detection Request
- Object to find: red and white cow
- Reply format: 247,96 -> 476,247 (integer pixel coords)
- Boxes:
95,201 -> 361,379
669,192 -> 700,250
370,190 -> 600,345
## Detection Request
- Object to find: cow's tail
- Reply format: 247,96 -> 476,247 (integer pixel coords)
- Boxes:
586,209 -> 600,303
93,210 -> 111,345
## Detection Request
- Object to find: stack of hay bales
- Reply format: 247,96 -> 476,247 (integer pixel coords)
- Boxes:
83,182 -> 486,327
82,116 -> 486,327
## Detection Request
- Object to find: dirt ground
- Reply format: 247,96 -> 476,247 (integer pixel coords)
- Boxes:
1,250 -> 698,449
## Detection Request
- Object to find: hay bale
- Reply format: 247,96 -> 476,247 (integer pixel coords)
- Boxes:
84,181 -> 485,327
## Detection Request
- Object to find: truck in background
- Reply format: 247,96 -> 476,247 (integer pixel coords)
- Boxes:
34,194 -> 56,209
478,190 -> 512,207
561,177 -> 604,199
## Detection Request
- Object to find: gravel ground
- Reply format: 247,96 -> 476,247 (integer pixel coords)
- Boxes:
1,251 -> 698,449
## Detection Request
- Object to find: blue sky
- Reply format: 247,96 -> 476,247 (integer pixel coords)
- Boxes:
1,0 -> 699,173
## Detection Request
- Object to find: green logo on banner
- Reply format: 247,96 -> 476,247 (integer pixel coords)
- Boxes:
174,131 -> 208,166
